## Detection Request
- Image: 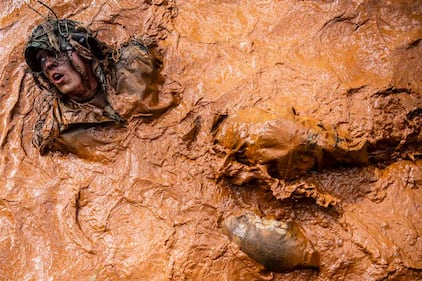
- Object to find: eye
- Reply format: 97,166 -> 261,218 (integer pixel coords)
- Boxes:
37,53 -> 48,67
39,55 -> 47,65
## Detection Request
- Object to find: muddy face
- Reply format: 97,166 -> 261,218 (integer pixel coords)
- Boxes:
38,50 -> 99,101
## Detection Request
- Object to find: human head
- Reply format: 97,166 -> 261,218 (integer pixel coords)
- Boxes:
24,19 -> 108,99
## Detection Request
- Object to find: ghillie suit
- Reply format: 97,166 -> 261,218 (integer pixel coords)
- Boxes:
24,19 -> 176,155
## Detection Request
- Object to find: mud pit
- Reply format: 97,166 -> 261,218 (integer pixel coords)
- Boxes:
0,0 -> 421,280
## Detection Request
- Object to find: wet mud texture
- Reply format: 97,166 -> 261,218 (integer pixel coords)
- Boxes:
0,0 -> 421,280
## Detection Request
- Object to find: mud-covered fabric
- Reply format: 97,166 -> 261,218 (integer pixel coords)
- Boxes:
108,42 -> 176,119
32,41 -> 176,155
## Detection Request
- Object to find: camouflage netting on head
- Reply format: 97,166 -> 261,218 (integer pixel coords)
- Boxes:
24,19 -> 106,72
24,19 -> 110,96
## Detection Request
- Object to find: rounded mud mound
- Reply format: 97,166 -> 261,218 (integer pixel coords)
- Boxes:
0,1 -> 421,280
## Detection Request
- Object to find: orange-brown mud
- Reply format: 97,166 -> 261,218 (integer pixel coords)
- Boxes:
0,0 -> 421,280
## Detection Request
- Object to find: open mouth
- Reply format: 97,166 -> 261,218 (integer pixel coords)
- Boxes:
52,73 -> 64,83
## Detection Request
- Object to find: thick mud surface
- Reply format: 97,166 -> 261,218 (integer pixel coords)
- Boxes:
0,1 -> 421,280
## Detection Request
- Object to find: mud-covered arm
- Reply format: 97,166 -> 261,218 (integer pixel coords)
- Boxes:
32,94 -> 62,155
108,42 -> 177,119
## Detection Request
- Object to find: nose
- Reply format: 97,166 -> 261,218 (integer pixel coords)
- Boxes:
42,55 -> 57,70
